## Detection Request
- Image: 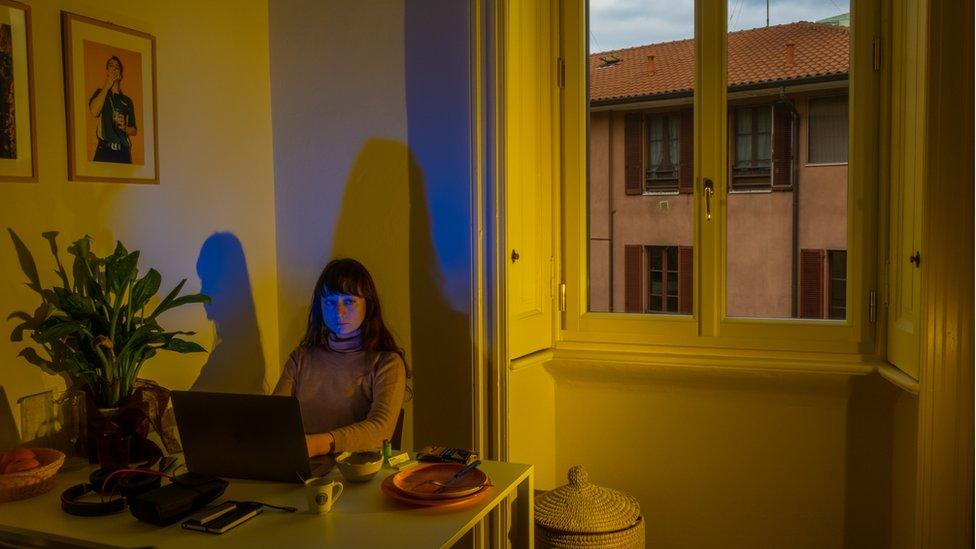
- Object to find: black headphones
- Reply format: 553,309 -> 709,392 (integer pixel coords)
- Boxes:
60,467 -> 162,517
60,483 -> 127,517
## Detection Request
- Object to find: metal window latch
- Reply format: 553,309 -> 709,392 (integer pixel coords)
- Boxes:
511,249 -> 520,263
909,251 -> 920,267
703,178 -> 714,220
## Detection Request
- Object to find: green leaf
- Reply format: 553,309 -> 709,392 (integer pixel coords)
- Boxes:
18,347 -> 51,368
147,279 -> 186,319
129,268 -> 162,312
162,293 -> 211,312
33,320 -> 89,344
7,229 -> 41,293
160,338 -> 207,353
106,250 -> 139,296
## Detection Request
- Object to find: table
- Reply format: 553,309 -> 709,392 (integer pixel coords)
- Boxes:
0,459 -> 534,548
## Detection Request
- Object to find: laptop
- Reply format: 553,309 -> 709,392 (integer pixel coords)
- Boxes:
170,391 -> 333,483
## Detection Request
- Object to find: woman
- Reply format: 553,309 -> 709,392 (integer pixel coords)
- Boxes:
273,258 -> 407,456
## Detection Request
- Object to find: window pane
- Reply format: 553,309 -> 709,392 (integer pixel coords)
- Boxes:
588,0 -> 695,314
726,0 -> 850,319
809,95 -> 849,163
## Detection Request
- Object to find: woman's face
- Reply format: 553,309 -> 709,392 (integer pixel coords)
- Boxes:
321,290 -> 367,336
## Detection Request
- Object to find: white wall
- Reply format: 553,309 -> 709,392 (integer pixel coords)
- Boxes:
269,0 -> 475,451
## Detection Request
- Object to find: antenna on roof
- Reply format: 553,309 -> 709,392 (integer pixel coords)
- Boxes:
766,0 -> 770,27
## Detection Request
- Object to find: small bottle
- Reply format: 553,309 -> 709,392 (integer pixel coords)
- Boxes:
382,439 -> 392,467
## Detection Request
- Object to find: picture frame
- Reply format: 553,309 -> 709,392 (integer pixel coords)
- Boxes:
0,0 -> 36,182
62,12 -> 158,184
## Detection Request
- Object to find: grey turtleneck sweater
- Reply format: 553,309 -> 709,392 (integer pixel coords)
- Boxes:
272,344 -> 406,452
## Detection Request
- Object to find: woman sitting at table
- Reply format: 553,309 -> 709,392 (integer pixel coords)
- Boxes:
273,258 -> 408,456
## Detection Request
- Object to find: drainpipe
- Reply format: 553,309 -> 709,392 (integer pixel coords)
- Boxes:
777,89 -> 800,317
608,110 -> 615,311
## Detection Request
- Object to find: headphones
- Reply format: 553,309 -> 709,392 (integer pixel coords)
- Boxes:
60,466 -> 163,517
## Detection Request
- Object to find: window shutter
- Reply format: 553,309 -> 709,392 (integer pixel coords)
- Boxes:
678,245 -> 693,314
772,103 -> 795,190
625,113 -> 643,195
799,249 -> 825,318
624,245 -> 644,312
678,109 -> 693,193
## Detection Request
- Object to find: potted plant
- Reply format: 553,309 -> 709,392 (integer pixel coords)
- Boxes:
7,230 -> 209,461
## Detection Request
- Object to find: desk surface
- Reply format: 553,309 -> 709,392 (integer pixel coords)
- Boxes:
0,459 -> 533,549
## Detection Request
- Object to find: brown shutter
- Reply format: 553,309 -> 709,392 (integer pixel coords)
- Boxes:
624,113 -> 643,195
678,109 -> 694,193
799,249 -> 825,318
624,245 -> 644,312
772,103 -> 795,190
678,245 -> 693,314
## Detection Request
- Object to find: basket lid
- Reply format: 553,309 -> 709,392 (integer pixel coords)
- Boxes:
534,465 -> 641,534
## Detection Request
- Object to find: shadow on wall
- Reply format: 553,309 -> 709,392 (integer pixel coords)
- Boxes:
332,139 -> 471,450
0,387 -> 19,450
191,232 -> 267,394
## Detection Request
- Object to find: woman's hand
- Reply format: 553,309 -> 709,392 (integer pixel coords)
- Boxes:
305,433 -> 337,457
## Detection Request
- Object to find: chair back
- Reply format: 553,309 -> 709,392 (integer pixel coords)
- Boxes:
391,409 -> 405,450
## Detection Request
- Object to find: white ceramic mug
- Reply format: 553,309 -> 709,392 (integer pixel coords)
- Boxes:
305,477 -> 344,514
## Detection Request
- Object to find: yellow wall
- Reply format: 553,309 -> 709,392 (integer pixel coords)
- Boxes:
0,0 -> 279,438
509,360 -> 915,548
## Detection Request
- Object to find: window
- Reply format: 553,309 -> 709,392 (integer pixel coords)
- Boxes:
798,248 -> 847,320
623,245 -> 692,314
645,113 -> 680,193
808,95 -> 849,164
562,0 -> 876,354
732,105 -> 772,180
828,250 -> 847,320
623,111 -> 693,196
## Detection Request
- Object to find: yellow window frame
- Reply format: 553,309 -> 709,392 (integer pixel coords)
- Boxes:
558,0 -> 882,357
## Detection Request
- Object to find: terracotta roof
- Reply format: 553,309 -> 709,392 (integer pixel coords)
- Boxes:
590,22 -> 849,103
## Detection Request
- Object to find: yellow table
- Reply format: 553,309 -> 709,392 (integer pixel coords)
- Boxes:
0,458 -> 534,548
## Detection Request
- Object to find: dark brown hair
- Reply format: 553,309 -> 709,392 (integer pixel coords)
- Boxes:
300,258 -> 406,371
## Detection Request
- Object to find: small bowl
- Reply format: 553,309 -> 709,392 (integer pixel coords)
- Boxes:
335,450 -> 383,482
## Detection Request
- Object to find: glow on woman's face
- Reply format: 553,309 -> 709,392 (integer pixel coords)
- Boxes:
321,290 -> 367,336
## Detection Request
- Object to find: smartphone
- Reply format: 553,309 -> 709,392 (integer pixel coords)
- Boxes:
182,502 -> 263,534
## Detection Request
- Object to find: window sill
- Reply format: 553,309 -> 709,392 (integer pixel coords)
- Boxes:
550,339 -> 879,377
877,362 -> 920,394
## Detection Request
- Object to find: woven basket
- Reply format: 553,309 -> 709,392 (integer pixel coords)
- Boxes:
0,448 -> 65,502
535,465 -> 645,548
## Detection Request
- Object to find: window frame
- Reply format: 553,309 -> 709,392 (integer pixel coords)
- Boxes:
806,93 -> 851,166
644,112 -> 681,194
560,0 -> 881,356
730,104 -> 773,181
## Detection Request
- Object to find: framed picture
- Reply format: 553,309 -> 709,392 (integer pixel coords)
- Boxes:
0,0 -> 36,182
62,12 -> 158,184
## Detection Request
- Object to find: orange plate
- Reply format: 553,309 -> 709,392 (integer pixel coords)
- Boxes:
391,463 -> 490,500
381,473 -> 492,508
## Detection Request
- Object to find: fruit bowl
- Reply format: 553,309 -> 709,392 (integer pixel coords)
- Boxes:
0,448 -> 66,502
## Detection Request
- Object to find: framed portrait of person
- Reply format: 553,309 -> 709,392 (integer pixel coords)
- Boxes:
0,0 -> 36,182
62,12 -> 158,184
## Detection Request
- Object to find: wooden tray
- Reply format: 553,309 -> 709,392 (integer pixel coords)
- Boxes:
381,473 -> 492,508
391,463 -> 490,500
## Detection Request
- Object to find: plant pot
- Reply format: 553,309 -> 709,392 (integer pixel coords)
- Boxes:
83,383 -> 165,466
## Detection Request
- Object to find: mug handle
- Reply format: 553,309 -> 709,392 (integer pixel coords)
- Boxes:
332,481 -> 344,503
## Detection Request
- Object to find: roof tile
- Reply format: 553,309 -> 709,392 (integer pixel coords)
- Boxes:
590,22 -> 849,103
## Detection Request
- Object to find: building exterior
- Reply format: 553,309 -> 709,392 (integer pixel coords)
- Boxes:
588,21 -> 849,319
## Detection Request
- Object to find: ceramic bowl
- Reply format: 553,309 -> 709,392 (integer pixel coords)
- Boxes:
335,450 -> 384,482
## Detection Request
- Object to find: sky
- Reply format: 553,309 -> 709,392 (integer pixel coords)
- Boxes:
589,0 -> 850,53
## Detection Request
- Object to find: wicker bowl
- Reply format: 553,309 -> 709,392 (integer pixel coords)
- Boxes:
0,448 -> 66,502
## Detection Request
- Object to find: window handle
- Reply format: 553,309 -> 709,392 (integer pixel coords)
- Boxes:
703,178 -> 714,221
